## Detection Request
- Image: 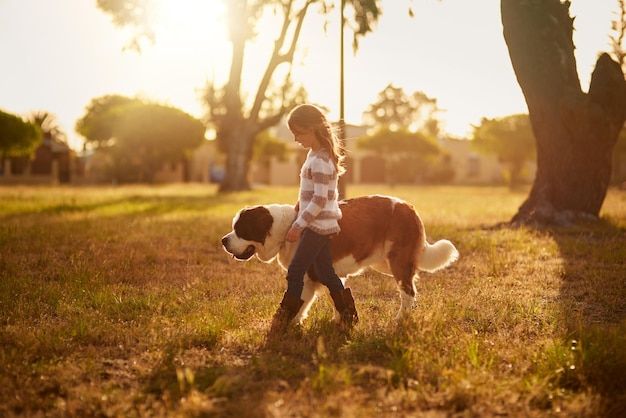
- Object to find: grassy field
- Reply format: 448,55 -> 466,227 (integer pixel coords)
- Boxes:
1,184 -> 625,417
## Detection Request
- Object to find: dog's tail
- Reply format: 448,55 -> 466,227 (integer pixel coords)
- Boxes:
418,239 -> 459,273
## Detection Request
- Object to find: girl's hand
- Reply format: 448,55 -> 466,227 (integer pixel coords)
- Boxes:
286,225 -> 302,242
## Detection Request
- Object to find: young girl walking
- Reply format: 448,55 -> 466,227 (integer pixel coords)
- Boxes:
270,104 -> 358,333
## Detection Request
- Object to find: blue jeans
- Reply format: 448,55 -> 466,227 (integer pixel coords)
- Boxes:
285,229 -> 344,298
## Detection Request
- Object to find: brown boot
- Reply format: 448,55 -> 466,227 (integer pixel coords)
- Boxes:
330,288 -> 359,328
268,292 -> 304,334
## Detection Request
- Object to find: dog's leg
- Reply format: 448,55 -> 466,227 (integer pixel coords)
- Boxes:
387,242 -> 418,319
398,286 -> 416,318
294,277 -> 320,323
389,252 -> 418,319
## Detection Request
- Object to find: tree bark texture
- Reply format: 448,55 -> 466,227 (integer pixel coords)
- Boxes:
501,0 -> 626,225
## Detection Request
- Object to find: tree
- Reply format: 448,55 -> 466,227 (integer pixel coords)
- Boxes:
252,129 -> 290,183
358,127 -> 440,186
471,114 -> 536,189
501,0 -> 626,226
362,83 -> 441,136
253,130 -> 289,164
76,96 -> 206,183
75,95 -> 143,148
0,109 -> 42,171
27,111 -> 66,144
359,84 -> 443,186
609,0 -> 626,186
613,128 -> 626,185
97,0 -> 383,191
610,0 -> 625,73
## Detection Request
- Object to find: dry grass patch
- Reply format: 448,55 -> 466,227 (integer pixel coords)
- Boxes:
0,184 -> 624,417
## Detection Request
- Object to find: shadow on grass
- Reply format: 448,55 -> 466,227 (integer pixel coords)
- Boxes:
144,316 -> 394,417
551,220 -> 626,326
550,219 -> 626,417
0,186 -> 294,221
193,315 -> 440,417
0,190 -> 269,219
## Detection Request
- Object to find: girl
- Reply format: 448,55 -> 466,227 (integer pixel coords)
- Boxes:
270,104 -> 358,333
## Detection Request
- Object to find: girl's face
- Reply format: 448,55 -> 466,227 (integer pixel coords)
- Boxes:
290,125 -> 320,151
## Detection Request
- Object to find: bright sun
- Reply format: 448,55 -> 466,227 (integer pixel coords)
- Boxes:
124,0 -> 232,119
149,0 -> 231,80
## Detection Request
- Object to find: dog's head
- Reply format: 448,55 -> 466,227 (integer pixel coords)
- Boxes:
221,205 -> 275,260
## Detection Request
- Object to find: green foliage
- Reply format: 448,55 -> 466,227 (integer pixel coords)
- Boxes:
76,95 -> 206,182
346,0 -> 382,49
359,127 -> 439,154
253,129 -> 289,163
75,94 -> 143,147
111,102 -> 206,182
95,0 -> 157,51
0,109 -> 42,157
27,111 -> 66,143
360,84 -> 445,185
471,114 -> 536,188
363,83 -> 441,136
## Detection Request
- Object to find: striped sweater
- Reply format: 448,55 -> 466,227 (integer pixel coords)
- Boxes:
293,148 -> 342,235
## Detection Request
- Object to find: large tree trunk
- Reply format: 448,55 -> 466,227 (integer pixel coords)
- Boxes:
215,1 -> 310,193
217,4 -> 251,193
501,0 -> 626,226
219,123 -> 254,192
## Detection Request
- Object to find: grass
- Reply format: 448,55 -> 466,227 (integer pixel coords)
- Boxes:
0,184 -> 625,417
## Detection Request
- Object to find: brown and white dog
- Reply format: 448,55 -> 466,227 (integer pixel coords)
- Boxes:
221,194 -> 459,323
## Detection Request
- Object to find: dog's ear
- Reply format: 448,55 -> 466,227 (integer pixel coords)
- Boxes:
234,206 -> 274,244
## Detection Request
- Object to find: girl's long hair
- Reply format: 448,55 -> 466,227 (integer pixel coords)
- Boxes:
287,104 -> 346,176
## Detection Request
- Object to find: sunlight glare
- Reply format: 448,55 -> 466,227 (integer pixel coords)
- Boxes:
154,0 -> 229,69
132,0 -> 231,115
157,0 -> 226,31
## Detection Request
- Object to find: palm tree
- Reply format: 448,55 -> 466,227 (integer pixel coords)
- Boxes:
27,111 -> 72,182
27,111 -> 66,143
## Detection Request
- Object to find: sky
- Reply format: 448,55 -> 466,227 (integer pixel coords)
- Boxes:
0,0 -> 619,150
